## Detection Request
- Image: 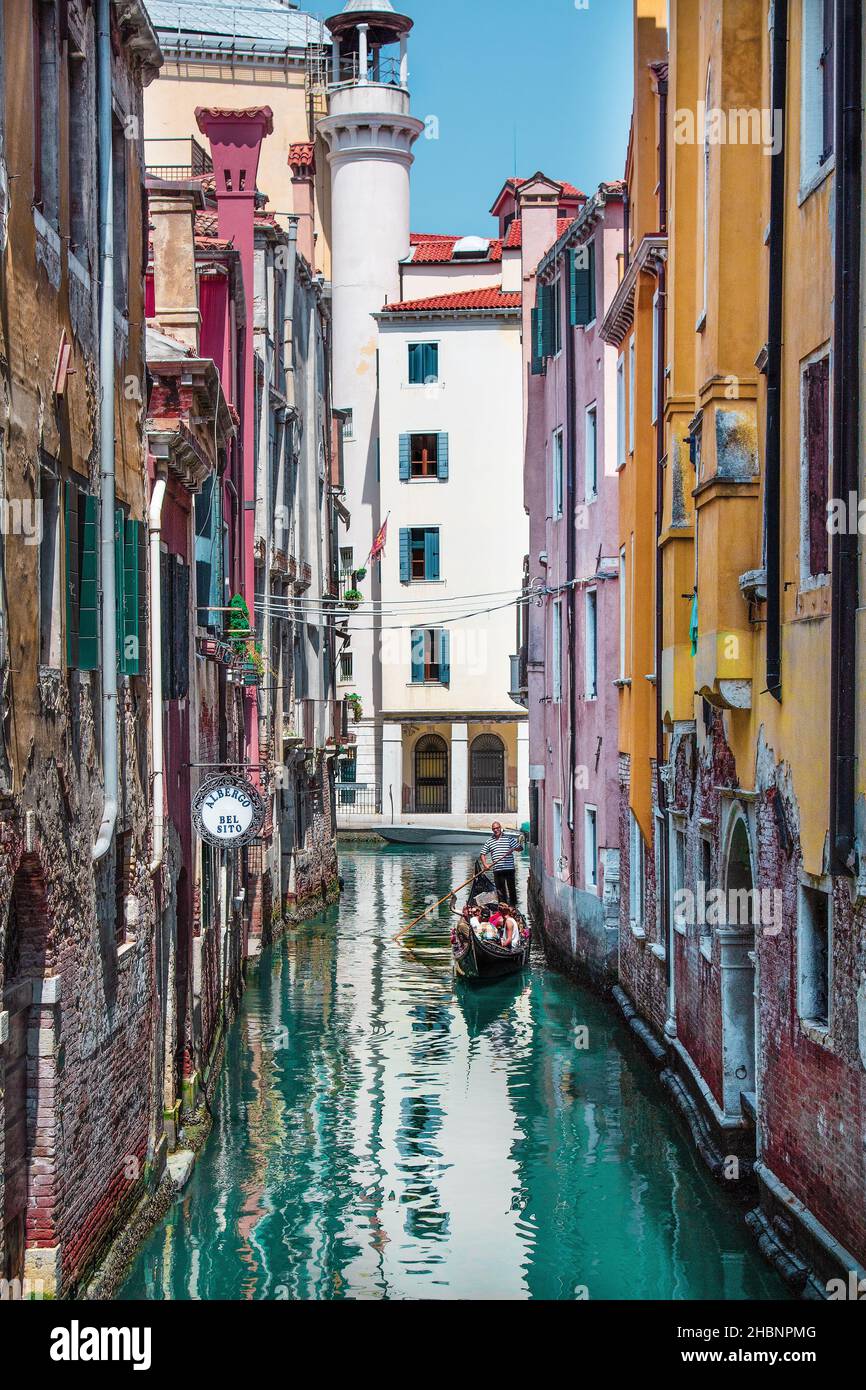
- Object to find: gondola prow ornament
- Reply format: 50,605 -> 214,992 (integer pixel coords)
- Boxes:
192,773 -> 266,849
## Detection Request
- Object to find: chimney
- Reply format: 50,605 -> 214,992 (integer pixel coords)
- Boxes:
195,106 -> 273,608
149,191 -> 201,351
289,142 -> 316,269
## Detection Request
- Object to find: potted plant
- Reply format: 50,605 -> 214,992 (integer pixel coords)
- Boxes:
345,692 -> 363,723
354,566 -> 367,581
343,587 -> 363,611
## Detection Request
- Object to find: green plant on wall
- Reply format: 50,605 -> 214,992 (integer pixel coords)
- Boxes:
346,692 -> 363,722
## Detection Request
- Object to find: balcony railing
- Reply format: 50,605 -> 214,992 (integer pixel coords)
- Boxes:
145,136 -> 213,183
336,784 -> 382,815
468,786 -> 518,816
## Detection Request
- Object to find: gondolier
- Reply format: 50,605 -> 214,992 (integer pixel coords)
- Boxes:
480,822 -> 524,907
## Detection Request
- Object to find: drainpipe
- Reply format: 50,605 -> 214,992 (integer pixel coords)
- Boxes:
764,0 -> 788,704
148,475 -> 167,875
653,66 -> 672,1033
92,0 -> 118,862
829,0 -> 862,873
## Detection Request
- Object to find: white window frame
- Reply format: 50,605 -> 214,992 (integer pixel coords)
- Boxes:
798,879 -> 832,1033
585,402 -> 598,501
553,798 -> 565,881
616,354 -> 626,468
618,545 -> 627,680
585,587 -> 598,699
628,810 -> 645,935
651,289 -> 659,425
553,427 -> 564,519
799,0 -> 835,201
670,819 -> 687,935
584,804 -> 598,890
798,344 -> 832,591
552,598 -> 563,704
628,336 -> 636,453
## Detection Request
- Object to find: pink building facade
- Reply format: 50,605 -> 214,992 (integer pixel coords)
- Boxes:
520,180 -> 626,985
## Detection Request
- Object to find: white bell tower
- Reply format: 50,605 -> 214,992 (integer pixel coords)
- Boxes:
318,3 -> 424,801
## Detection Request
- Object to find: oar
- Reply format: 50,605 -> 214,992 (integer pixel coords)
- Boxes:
393,872 -> 478,943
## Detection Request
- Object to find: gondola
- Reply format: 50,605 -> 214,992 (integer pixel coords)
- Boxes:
451,860 -> 531,983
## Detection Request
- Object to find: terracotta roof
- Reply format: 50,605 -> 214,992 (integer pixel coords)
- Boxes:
409,232 -> 459,243
382,288 -> 522,314
503,216 -> 576,250
289,141 -> 315,169
409,236 -> 503,264
511,176 -> 585,200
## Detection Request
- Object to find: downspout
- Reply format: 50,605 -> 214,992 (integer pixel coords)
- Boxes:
92,0 -> 118,861
764,0 -> 788,704
654,68 -> 672,1033
829,0 -> 862,872
565,252 -> 578,878
148,475 -> 167,874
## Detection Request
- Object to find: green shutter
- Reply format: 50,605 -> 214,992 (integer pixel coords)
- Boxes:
541,283 -> 556,357
65,481 -> 80,669
399,528 -> 410,583
530,308 -> 543,376
123,518 -> 140,675
571,241 -> 596,326
424,343 -> 438,382
439,630 -> 450,685
536,286 -> 546,362
399,434 -> 411,481
437,432 -> 449,481
410,628 -> 424,683
78,492 -> 99,671
408,343 -> 422,384
114,506 -> 125,671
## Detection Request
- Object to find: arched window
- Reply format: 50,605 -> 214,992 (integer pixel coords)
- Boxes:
469,734 -> 506,814
413,734 -> 449,813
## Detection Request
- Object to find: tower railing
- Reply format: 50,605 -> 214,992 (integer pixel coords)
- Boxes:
329,53 -> 406,90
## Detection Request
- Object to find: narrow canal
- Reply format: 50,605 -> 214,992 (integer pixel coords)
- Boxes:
120,847 -> 786,1301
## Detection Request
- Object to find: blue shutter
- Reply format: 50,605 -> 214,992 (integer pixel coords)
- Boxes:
425,528 -> 440,580
424,343 -> 438,382
399,527 -> 410,583
408,343 -> 422,384
410,628 -> 424,683
399,433 -> 411,481
439,630 -> 450,685
437,432 -> 449,480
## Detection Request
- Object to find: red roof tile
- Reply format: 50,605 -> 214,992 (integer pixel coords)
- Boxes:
409,236 -> 503,264
382,288 -> 522,313
289,141 -> 315,169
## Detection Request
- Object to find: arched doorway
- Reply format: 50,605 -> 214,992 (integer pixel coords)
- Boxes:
413,734 -> 449,813
469,734 -> 506,814
719,813 -> 757,1118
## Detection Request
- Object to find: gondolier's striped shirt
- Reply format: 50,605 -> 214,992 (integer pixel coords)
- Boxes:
482,833 -> 521,872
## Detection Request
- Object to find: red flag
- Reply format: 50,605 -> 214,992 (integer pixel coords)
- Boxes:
369,517 -> 388,561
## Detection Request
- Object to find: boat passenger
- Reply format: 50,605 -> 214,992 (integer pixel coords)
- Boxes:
501,915 -> 521,950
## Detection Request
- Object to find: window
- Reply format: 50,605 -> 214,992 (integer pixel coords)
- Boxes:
111,114 -> 128,314
160,551 -> 190,700
115,830 -> 132,947
584,806 -> 598,889
671,824 -> 687,932
550,276 -> 562,355
700,63 -> 711,324
408,342 -> 439,385
399,526 -> 440,583
195,475 -> 223,630
116,509 -> 145,675
410,627 -> 450,684
68,38 -> 94,264
801,0 -> 834,188
552,428 -> 564,518
338,650 -> 353,683
33,0 -> 60,228
801,351 -> 830,582
628,336 -> 636,453
64,480 -> 99,671
616,354 -> 626,468
700,835 -> 713,956
798,883 -> 831,1029
39,462 -> 61,669
553,600 -> 567,706
584,404 -> 598,500
629,811 -> 645,931
570,240 -> 596,327
651,289 -> 660,426
585,588 -> 598,699
618,545 -> 627,680
399,432 -> 448,481
339,546 -> 354,579
342,408 -> 354,441
553,799 -> 564,880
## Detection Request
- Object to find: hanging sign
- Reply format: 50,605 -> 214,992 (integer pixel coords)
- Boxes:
192,773 -> 266,849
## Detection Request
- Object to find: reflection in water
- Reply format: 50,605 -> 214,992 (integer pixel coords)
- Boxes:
120,848 -> 786,1301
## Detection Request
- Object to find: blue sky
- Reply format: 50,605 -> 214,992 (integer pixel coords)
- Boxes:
406,0 -> 635,234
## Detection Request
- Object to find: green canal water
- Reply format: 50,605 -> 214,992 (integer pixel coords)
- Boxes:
120,847 -> 786,1301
